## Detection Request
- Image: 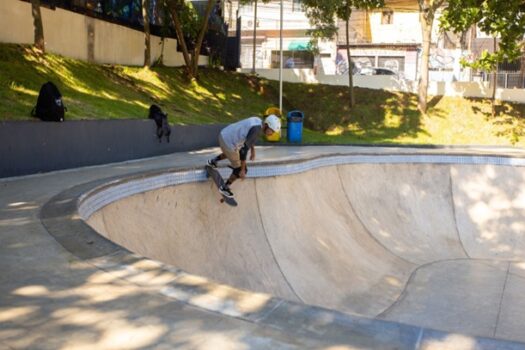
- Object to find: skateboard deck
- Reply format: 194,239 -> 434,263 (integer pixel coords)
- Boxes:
205,165 -> 238,207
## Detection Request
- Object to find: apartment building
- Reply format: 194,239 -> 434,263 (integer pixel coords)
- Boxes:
225,0 -> 444,80
225,0 -> 329,70
224,0 -> 522,85
334,1 -> 473,82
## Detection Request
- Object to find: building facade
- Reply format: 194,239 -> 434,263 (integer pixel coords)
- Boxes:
229,0 -> 524,85
226,0 -> 324,71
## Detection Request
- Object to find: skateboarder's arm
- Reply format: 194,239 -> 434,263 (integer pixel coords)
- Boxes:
240,160 -> 247,178
238,126 -> 261,178
239,125 -> 262,162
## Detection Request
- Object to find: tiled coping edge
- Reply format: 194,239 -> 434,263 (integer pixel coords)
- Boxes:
78,153 -> 525,220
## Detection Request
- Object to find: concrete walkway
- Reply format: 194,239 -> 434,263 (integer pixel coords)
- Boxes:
3,145 -> 525,350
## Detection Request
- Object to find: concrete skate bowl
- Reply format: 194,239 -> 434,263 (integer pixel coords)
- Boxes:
79,154 -> 525,344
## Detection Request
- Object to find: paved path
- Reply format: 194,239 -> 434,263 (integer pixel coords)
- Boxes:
3,145 -> 525,350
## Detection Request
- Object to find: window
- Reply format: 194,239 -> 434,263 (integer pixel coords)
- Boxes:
246,20 -> 260,28
70,0 -> 142,23
378,56 -> 405,74
292,0 -> 303,12
271,50 -> 314,69
352,56 -> 375,70
381,10 -> 393,25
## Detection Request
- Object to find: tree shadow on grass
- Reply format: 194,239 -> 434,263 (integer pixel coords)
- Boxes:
1,45 -> 273,124
268,81 -> 442,143
465,97 -> 525,144
428,95 -> 444,110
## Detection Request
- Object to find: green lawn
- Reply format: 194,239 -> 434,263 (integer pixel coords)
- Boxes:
0,44 -> 271,125
2,43 -> 525,146
274,80 -> 525,146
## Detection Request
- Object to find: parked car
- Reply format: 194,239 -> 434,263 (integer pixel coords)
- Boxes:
358,67 -> 397,76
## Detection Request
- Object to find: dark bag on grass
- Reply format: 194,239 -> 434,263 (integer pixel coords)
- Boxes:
148,104 -> 171,143
31,81 -> 66,122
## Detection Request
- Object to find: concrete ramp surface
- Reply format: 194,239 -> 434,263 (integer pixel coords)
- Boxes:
85,160 -> 525,343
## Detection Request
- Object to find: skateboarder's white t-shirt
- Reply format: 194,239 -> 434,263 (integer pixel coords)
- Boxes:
220,116 -> 262,151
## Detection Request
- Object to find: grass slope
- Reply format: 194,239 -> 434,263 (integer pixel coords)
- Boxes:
1,43 -> 525,146
275,81 -> 525,146
0,44 -> 271,125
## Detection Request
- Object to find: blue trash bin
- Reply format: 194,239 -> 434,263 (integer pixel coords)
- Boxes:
287,110 -> 304,143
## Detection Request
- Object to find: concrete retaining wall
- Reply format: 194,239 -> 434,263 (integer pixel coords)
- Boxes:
247,68 -> 525,104
0,120 -> 224,178
0,0 -> 208,67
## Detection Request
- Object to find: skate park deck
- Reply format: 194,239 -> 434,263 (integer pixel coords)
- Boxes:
4,146 -> 525,349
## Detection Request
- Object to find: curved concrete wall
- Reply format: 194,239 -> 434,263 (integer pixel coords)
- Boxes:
81,154 -> 525,342
86,165 -> 414,317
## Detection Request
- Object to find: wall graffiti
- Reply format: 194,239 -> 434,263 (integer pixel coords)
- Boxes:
335,50 -> 405,75
429,49 -> 456,70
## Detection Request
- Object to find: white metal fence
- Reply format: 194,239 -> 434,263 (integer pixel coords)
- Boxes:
480,73 -> 525,89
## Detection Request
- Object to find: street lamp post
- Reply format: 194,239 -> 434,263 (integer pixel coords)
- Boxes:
279,0 -> 283,112
252,0 -> 258,74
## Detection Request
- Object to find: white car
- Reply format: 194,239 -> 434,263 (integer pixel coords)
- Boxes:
358,67 -> 397,76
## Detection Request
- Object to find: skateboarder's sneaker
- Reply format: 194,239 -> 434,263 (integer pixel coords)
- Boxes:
207,158 -> 218,168
219,185 -> 234,198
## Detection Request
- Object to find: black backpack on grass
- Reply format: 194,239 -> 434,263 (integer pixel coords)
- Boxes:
31,81 -> 66,122
148,104 -> 171,143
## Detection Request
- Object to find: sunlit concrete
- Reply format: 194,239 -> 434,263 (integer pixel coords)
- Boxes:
85,159 -> 525,343
4,145 -> 525,349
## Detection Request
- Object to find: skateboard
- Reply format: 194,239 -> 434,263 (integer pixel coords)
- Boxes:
205,165 -> 238,207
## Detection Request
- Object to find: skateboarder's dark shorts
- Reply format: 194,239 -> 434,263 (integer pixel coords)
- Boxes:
218,134 -> 241,168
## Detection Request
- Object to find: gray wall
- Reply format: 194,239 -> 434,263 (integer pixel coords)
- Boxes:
0,120 -> 225,178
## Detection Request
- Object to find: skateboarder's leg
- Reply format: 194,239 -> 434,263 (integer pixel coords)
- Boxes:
226,172 -> 238,186
208,153 -> 226,167
226,165 -> 247,186
219,169 -> 239,197
219,163 -> 241,198
217,138 -> 241,188
209,135 -> 232,167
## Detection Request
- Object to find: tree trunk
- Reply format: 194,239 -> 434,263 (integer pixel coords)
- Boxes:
466,25 -> 476,81
191,0 -> 216,78
157,38 -> 165,66
520,43 -> 525,89
167,0 -> 194,78
87,17 -> 95,63
418,2 -> 433,113
251,0 -> 258,74
345,16 -> 355,108
30,0 -> 45,53
491,37 -> 497,117
143,0 -> 151,67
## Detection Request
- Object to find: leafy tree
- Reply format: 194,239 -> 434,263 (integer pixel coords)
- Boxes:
417,0 -> 445,113
30,0 -> 45,53
301,0 -> 384,108
440,0 -> 525,116
166,0 -> 215,80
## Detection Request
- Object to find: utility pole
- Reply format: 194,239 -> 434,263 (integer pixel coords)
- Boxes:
251,0 -> 258,74
279,0 -> 283,111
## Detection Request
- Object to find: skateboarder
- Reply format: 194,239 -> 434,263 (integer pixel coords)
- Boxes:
207,115 -> 281,198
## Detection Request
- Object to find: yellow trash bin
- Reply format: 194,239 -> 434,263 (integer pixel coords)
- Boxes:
264,107 -> 282,142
